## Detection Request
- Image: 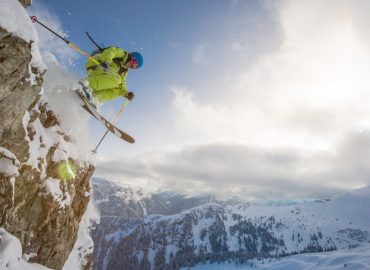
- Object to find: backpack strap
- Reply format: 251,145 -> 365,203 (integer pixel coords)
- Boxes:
113,57 -> 128,75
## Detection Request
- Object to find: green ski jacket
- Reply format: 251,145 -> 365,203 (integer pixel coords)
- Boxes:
85,47 -> 130,102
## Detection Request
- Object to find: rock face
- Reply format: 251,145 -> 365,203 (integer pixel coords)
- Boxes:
0,13 -> 94,270
19,0 -> 31,7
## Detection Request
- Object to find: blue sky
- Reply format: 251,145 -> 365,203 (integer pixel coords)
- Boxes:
29,0 -> 281,153
29,0 -> 370,199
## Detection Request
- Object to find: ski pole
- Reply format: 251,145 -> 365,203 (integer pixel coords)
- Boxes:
30,15 -> 130,152
92,99 -> 130,153
86,32 -> 104,52
30,16 -> 100,66
30,16 -> 120,78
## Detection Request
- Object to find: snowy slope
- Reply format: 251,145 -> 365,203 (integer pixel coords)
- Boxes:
0,229 -> 51,270
0,0 -> 45,71
186,243 -> 370,270
92,177 -> 216,218
102,186 -> 370,270
91,177 -> 217,270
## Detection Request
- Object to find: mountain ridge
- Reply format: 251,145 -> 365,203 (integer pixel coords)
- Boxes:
91,178 -> 370,270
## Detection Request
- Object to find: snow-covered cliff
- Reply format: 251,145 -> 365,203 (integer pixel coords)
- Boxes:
0,1 -> 96,269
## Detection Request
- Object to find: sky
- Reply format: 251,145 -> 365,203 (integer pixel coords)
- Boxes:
28,0 -> 370,199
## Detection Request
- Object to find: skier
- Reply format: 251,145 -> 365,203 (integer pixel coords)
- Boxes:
84,47 -> 143,102
30,16 -> 138,145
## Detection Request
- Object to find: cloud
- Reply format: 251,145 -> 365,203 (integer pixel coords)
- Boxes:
169,0 -> 370,150
96,130 -> 370,199
192,44 -> 208,64
98,1 -> 370,199
231,42 -> 244,52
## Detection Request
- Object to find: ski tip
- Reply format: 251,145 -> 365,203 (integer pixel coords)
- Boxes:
125,136 -> 135,144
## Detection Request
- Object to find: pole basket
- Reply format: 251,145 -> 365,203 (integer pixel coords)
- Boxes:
31,16 -> 37,23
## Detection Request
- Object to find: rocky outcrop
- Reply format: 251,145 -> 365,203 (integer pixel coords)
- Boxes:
19,0 -> 31,8
0,27 -> 41,159
0,147 -> 19,226
0,8 -> 94,270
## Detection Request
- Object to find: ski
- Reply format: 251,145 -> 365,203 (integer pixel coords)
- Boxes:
74,89 -> 135,144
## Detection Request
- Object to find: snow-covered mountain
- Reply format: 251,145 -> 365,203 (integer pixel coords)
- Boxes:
93,177 -> 217,218
91,180 -> 370,270
91,177 -> 218,269
184,242 -> 370,269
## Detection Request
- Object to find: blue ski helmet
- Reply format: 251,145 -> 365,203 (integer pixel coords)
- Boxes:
132,52 -> 143,68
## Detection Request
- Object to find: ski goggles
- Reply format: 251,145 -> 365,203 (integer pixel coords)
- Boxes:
129,54 -> 139,69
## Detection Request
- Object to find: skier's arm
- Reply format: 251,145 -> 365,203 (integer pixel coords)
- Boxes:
119,76 -> 128,97
119,73 -> 134,100
98,47 -> 118,64
86,48 -> 116,72
97,47 -> 125,69
101,48 -> 130,73
112,49 -> 130,70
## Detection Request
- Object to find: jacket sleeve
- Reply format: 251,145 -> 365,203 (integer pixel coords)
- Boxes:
98,47 -> 118,64
86,47 -> 129,69
119,72 -> 129,97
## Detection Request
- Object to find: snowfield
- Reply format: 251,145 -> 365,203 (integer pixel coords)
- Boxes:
92,180 -> 370,270
0,229 -> 51,270
185,243 -> 370,270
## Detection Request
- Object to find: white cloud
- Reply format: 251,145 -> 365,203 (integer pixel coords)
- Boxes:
96,130 -> 370,199
101,1 -> 370,199
170,0 -> 370,150
231,42 -> 244,52
192,44 -> 208,65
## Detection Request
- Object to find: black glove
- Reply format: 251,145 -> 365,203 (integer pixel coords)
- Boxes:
125,92 -> 135,101
100,61 -> 109,72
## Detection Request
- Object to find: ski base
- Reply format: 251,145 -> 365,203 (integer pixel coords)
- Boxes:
75,89 -> 135,144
